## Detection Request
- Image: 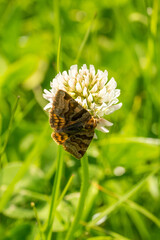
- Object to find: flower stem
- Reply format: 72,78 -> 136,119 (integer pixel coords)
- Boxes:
65,154 -> 89,240
44,145 -> 64,240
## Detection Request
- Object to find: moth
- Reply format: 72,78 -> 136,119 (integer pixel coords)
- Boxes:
49,89 -> 97,159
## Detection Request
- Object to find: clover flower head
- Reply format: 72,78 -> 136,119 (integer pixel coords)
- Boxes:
43,64 -> 122,133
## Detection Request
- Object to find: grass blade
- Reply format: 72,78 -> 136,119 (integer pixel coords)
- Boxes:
0,123 -> 50,212
75,13 -> 97,63
88,167 -> 160,227
44,145 -> 64,240
0,96 -> 20,159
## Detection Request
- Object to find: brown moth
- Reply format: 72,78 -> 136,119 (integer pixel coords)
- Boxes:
49,89 -> 97,159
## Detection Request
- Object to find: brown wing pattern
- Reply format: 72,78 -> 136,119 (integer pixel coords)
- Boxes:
49,89 -> 96,159
63,131 -> 94,159
49,90 -> 91,130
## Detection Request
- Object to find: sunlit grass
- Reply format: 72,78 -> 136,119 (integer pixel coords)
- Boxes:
0,0 -> 160,239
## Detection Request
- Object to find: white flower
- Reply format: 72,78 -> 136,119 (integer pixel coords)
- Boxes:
43,64 -> 122,133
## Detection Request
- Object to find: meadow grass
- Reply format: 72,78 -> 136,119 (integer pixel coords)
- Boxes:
0,0 -> 160,240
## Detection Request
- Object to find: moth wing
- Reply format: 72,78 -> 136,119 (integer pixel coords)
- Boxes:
51,130 -> 94,159
63,130 -> 94,159
50,90 -> 95,159
51,132 -> 68,145
49,89 -> 91,131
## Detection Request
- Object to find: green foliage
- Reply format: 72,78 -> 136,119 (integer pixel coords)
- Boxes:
0,0 -> 160,239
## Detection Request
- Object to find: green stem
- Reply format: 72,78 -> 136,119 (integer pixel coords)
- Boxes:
31,202 -> 44,240
43,32 -> 62,240
44,145 -> 64,240
75,13 -> 96,63
65,154 -> 89,240
57,37 -> 61,73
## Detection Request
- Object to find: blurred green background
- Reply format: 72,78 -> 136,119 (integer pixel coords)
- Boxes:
0,0 -> 160,239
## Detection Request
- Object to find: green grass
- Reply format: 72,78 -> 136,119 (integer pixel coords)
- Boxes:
0,0 -> 160,240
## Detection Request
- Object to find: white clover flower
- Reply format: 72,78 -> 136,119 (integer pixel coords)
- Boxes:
43,64 -> 122,133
